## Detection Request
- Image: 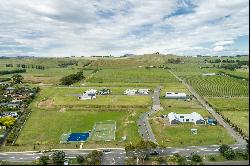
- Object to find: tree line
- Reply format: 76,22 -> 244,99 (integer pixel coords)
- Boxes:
5,64 -> 45,70
58,60 -> 78,68
60,71 -> 85,85
0,69 -> 26,75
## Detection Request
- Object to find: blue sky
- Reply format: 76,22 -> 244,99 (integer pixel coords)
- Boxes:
0,0 -> 249,57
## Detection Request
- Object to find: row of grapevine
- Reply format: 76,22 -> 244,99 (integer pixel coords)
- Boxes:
184,75 -> 249,97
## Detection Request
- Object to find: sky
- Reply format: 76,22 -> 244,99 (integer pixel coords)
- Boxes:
0,0 -> 249,57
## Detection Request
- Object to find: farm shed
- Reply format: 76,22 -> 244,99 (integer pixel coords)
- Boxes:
165,92 -> 187,99
167,112 -> 205,125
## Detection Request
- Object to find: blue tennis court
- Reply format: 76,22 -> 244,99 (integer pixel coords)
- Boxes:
67,132 -> 90,142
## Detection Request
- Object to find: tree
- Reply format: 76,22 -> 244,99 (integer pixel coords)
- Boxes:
191,154 -> 202,163
51,151 -> 65,165
219,144 -> 230,154
38,155 -> 50,165
76,155 -> 85,164
167,155 -> 178,165
85,150 -> 103,165
0,116 -> 16,128
224,149 -> 236,160
11,74 -> 23,84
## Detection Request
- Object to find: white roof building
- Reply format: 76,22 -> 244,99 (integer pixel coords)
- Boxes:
165,92 -> 187,99
167,112 -> 205,125
202,73 -> 217,76
79,89 -> 97,100
138,89 -> 150,95
124,89 -> 137,95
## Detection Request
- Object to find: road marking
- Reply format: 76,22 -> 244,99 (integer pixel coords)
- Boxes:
19,157 -> 24,159
10,157 -> 15,159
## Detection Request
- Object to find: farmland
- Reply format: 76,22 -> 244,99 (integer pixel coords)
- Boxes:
0,54 -> 248,152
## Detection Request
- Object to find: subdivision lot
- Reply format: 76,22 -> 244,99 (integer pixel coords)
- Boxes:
36,87 -> 152,108
151,98 -> 235,147
205,97 -> 249,136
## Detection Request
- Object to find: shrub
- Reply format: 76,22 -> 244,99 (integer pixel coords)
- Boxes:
219,144 -> 230,154
38,155 -> 50,165
51,151 -> 65,165
224,149 -> 236,160
76,155 -> 85,164
191,154 -> 202,163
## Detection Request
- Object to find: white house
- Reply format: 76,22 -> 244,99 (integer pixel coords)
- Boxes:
138,89 -> 150,95
165,92 -> 187,99
202,73 -> 217,76
79,89 -> 97,100
124,89 -> 137,95
167,112 -> 205,125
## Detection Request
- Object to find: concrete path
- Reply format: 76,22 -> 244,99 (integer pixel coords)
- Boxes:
137,86 -> 163,144
168,70 -> 246,145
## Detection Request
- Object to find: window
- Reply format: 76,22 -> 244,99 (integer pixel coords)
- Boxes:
186,119 -> 189,122
180,116 -> 184,118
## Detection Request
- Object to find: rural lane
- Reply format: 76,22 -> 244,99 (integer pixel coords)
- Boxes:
168,70 -> 246,145
137,86 -> 163,144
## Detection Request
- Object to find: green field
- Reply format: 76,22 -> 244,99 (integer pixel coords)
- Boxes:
87,68 -> 179,83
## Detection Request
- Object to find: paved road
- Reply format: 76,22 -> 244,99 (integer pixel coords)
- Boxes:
168,70 -> 246,145
137,87 -> 163,144
0,144 -> 247,163
0,148 -> 126,165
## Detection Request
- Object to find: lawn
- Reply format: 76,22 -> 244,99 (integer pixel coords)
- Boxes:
205,97 -> 249,136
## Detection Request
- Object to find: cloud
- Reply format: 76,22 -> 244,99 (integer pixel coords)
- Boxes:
0,0 -> 248,57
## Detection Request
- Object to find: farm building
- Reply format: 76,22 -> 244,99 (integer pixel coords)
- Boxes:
124,89 -> 137,95
202,73 -> 217,76
99,89 -> 111,95
138,89 -> 150,95
165,92 -> 187,99
167,112 -> 205,125
79,89 -> 97,100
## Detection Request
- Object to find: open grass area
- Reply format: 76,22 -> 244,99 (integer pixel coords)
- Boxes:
87,68 -> 178,83
205,97 -> 249,136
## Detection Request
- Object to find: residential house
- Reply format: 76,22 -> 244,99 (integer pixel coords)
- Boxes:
138,89 -> 150,95
99,89 -> 111,95
124,89 -> 137,95
202,73 -> 217,76
5,87 -> 15,94
165,92 -> 187,99
79,89 -> 97,100
167,112 -> 205,125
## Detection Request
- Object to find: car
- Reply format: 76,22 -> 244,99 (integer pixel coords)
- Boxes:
103,149 -> 111,152
149,150 -> 159,155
